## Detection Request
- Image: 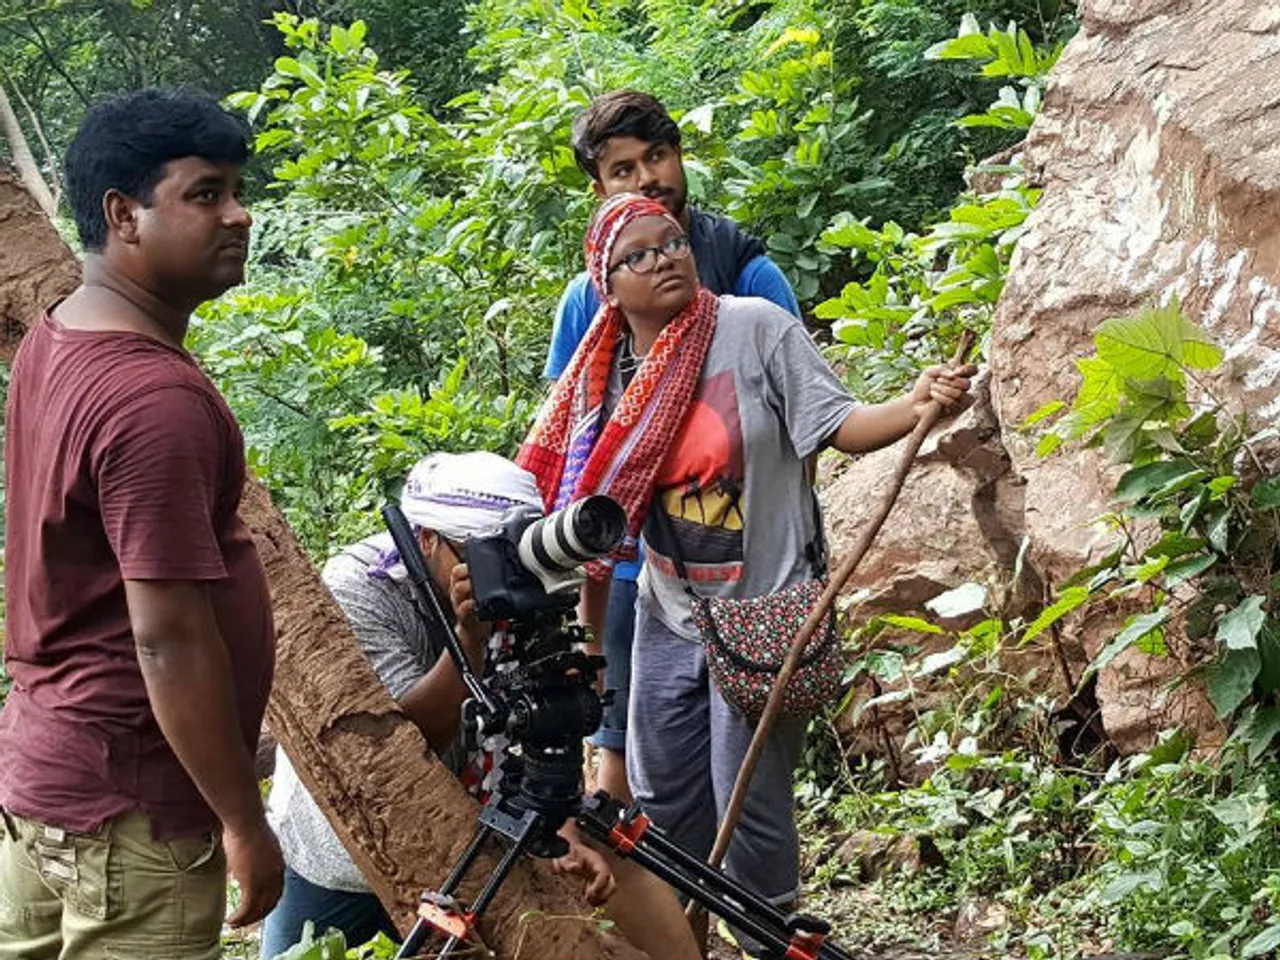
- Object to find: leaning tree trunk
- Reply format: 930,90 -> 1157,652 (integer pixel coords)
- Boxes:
0,170 -> 641,960
0,85 -> 55,219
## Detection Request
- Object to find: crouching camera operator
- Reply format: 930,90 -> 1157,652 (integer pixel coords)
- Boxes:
260,451 -> 699,960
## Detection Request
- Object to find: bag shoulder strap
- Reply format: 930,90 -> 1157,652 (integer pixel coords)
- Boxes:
802,457 -> 827,579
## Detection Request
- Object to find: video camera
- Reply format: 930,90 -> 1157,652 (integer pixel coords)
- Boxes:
465,495 -> 627,621
382,494 -> 626,853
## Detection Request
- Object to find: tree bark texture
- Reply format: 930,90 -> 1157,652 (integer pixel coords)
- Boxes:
0,170 -> 640,960
0,84 -> 55,218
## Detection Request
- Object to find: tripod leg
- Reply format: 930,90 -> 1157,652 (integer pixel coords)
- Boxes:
436,808 -> 543,960
577,796 -> 856,960
396,819 -> 493,960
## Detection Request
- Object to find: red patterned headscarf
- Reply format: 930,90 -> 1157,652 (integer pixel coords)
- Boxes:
583,192 -> 682,297
517,193 -> 719,575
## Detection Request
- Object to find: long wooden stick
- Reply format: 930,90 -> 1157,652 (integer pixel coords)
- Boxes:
690,330 -> 976,917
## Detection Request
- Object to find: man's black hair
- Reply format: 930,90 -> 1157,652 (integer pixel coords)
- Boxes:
571,90 -> 681,182
65,88 -> 250,252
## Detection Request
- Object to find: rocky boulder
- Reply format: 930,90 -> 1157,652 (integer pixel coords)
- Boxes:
828,0 -> 1274,756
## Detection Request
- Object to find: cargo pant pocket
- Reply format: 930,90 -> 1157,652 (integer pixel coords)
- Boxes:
31,822 -> 118,923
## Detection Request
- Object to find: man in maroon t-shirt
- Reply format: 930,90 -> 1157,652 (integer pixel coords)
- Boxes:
0,89 -> 281,958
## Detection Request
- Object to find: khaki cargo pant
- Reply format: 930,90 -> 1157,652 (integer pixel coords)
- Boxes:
0,809 -> 225,960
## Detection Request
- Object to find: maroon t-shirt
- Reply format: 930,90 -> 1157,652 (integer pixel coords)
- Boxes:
1,311 -> 275,840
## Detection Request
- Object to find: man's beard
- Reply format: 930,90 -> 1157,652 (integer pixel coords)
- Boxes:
645,180 -> 688,218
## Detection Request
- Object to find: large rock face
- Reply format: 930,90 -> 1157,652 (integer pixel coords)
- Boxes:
829,0 -> 1278,755
994,0 -> 1280,583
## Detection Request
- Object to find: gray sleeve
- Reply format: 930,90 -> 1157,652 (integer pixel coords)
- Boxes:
765,320 -> 858,460
322,560 -> 437,701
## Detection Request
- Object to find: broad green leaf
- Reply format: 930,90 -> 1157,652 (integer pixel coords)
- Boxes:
924,34 -> 995,61
1021,400 -> 1065,429
1148,728 -> 1194,765
1071,356 -> 1121,425
1258,621 -> 1280,693
1204,477 -> 1235,499
1035,432 -> 1063,457
1251,477 -> 1280,507
1124,555 -> 1168,583
1022,586 -> 1090,645
1142,531 -> 1205,561
1242,922 -> 1280,957
1094,302 -> 1223,382
1100,869 -> 1164,903
822,215 -> 880,250
1216,595 -> 1266,651
1087,608 -> 1171,678
1241,706 -> 1280,763
1207,647 -> 1261,717
1206,508 -> 1231,553
1162,553 -> 1216,589
1112,459 -> 1199,503
1181,487 -> 1210,533
765,26 -> 821,57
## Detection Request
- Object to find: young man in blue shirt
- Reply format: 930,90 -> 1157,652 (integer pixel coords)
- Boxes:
544,90 -> 801,805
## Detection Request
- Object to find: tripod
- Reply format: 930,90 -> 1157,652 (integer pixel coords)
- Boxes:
393,787 -> 852,960
380,503 -> 854,960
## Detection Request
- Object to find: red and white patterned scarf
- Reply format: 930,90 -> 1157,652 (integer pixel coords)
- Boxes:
517,193 -> 718,572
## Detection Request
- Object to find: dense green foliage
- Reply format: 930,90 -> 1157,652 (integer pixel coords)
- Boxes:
170,0 -> 1067,557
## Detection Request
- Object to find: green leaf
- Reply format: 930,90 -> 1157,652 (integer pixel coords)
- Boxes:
1251,477 -> 1280,507
1142,531 -> 1205,561
1087,608 -> 1171,678
879,615 -> 944,635
1216,595 -> 1267,650
1207,647 -> 1261,717
1125,555 -> 1169,583
1022,586 -> 1090,645
1095,301 -> 1223,381
1112,460 -> 1200,502
1206,508 -> 1231,553
1035,433 -> 1063,457
1242,922 -> 1280,957
924,33 -> 995,62
1100,869 -> 1164,903
1258,621 -> 1280,693
1241,706 -> 1280,763
1148,727 -> 1194,765
1021,400 -> 1065,429
1071,355 -> 1122,425
1181,487 -> 1210,533
1162,553 -> 1216,589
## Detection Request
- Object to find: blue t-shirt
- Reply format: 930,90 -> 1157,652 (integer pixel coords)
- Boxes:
543,254 -> 800,582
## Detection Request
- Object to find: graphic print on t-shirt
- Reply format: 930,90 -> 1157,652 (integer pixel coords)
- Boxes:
650,370 -> 745,583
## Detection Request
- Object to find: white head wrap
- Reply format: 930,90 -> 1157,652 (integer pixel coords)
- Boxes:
401,451 -> 543,539
370,452 -> 543,580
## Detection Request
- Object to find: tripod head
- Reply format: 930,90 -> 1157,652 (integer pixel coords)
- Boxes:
382,501 -> 613,857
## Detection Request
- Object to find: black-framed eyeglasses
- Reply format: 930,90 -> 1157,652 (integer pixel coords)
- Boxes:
607,234 -> 692,277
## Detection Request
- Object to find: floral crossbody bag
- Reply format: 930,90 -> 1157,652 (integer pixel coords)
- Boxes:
652,487 -> 844,721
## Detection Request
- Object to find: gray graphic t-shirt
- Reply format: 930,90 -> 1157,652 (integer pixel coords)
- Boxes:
639,295 -> 856,639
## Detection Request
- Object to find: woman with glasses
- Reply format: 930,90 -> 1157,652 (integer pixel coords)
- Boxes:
520,192 -> 973,954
